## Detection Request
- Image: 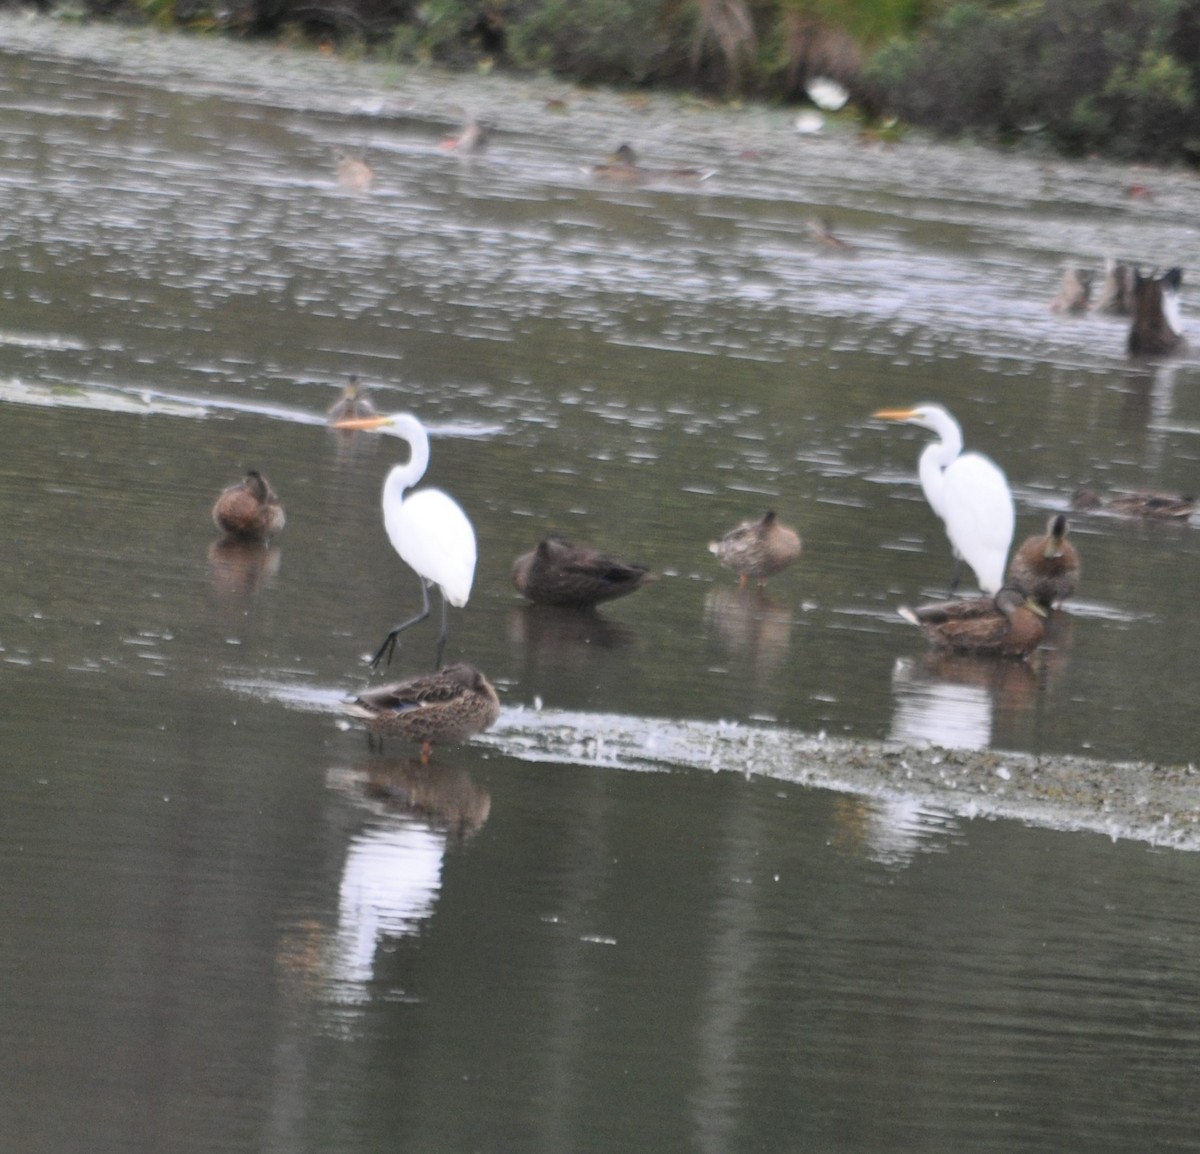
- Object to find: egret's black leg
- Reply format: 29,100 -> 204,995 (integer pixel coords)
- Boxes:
434,591 -> 449,670
948,557 -> 963,596
370,578 -> 432,668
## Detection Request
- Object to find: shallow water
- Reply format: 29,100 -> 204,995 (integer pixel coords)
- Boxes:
2,18 -> 1200,1152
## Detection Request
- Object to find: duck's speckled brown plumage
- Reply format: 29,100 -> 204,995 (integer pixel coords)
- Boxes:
708,510 -> 801,588
512,534 -> 656,608
1071,486 -> 1194,519
212,470 -> 285,541
344,663 -> 501,760
1006,514 -> 1080,608
898,584 -> 1046,658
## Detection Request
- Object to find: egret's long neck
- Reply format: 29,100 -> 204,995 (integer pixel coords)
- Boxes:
917,421 -> 961,519
384,416 -> 431,500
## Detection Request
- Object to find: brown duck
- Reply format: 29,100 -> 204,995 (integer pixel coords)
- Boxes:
212,470 -> 285,542
1071,486 -> 1194,519
708,510 -> 801,589
898,584 -> 1047,658
1006,514 -> 1080,608
512,534 -> 656,608
1128,267 -> 1185,356
344,663 -> 501,762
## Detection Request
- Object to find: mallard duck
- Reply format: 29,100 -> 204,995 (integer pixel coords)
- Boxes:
512,534 -> 656,608
708,510 -> 801,589
898,584 -> 1047,658
590,143 -> 715,184
1050,267 -> 1093,313
1128,267 -> 1185,356
1071,486 -> 1194,519
1006,514 -> 1080,608
212,470 -> 285,542
334,149 -> 374,193
344,663 -> 501,762
327,374 -> 377,423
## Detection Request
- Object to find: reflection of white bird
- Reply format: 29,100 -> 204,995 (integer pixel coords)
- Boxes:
333,412 -> 476,668
874,403 -> 1014,594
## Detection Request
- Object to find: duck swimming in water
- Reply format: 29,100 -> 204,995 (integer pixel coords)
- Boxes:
212,470 -> 286,542
334,149 -> 374,193
1006,514 -> 1080,608
1071,486 -> 1194,520
344,663 -> 501,762
512,534 -> 656,608
1128,267 -> 1185,356
1094,258 -> 1134,316
590,143 -> 715,184
708,510 -> 801,589
898,584 -> 1047,659
1050,267 -> 1093,313
327,375 -> 378,423
439,117 -> 490,153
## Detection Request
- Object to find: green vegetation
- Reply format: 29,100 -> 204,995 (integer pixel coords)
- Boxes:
28,0 -> 1200,162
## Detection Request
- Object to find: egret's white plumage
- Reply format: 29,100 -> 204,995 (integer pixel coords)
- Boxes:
875,403 -> 1014,594
334,411 -> 476,667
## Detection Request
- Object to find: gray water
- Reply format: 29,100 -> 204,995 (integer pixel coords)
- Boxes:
3,19 -> 1200,1152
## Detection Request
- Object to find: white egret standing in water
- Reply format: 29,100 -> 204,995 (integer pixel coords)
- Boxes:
334,412 -> 476,668
874,403 -> 1014,594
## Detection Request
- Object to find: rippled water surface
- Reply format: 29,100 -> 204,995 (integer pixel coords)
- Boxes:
3,19 -> 1200,1152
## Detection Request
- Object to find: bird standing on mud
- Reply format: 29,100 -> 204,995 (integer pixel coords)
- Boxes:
332,411 -> 476,669
874,403 -> 1014,595
344,663 -> 501,763
513,534 -> 656,608
709,510 -> 801,589
212,470 -> 286,542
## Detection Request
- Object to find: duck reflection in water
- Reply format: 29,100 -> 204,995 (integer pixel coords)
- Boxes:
206,537 -> 282,599
362,756 -> 491,839
889,651 -> 1040,751
506,602 -> 634,660
829,795 -> 962,869
704,585 -> 794,680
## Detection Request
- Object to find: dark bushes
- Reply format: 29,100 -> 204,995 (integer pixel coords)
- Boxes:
867,0 -> 1200,162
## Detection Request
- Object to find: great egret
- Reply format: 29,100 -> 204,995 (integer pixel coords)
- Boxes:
897,584 -> 1046,658
212,470 -> 285,542
344,663 -> 500,763
333,412 -> 476,669
1072,486 -> 1194,519
1007,514 -> 1080,608
512,534 -> 656,608
1128,267 -> 1185,356
874,404 -> 1014,595
708,510 -> 802,589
